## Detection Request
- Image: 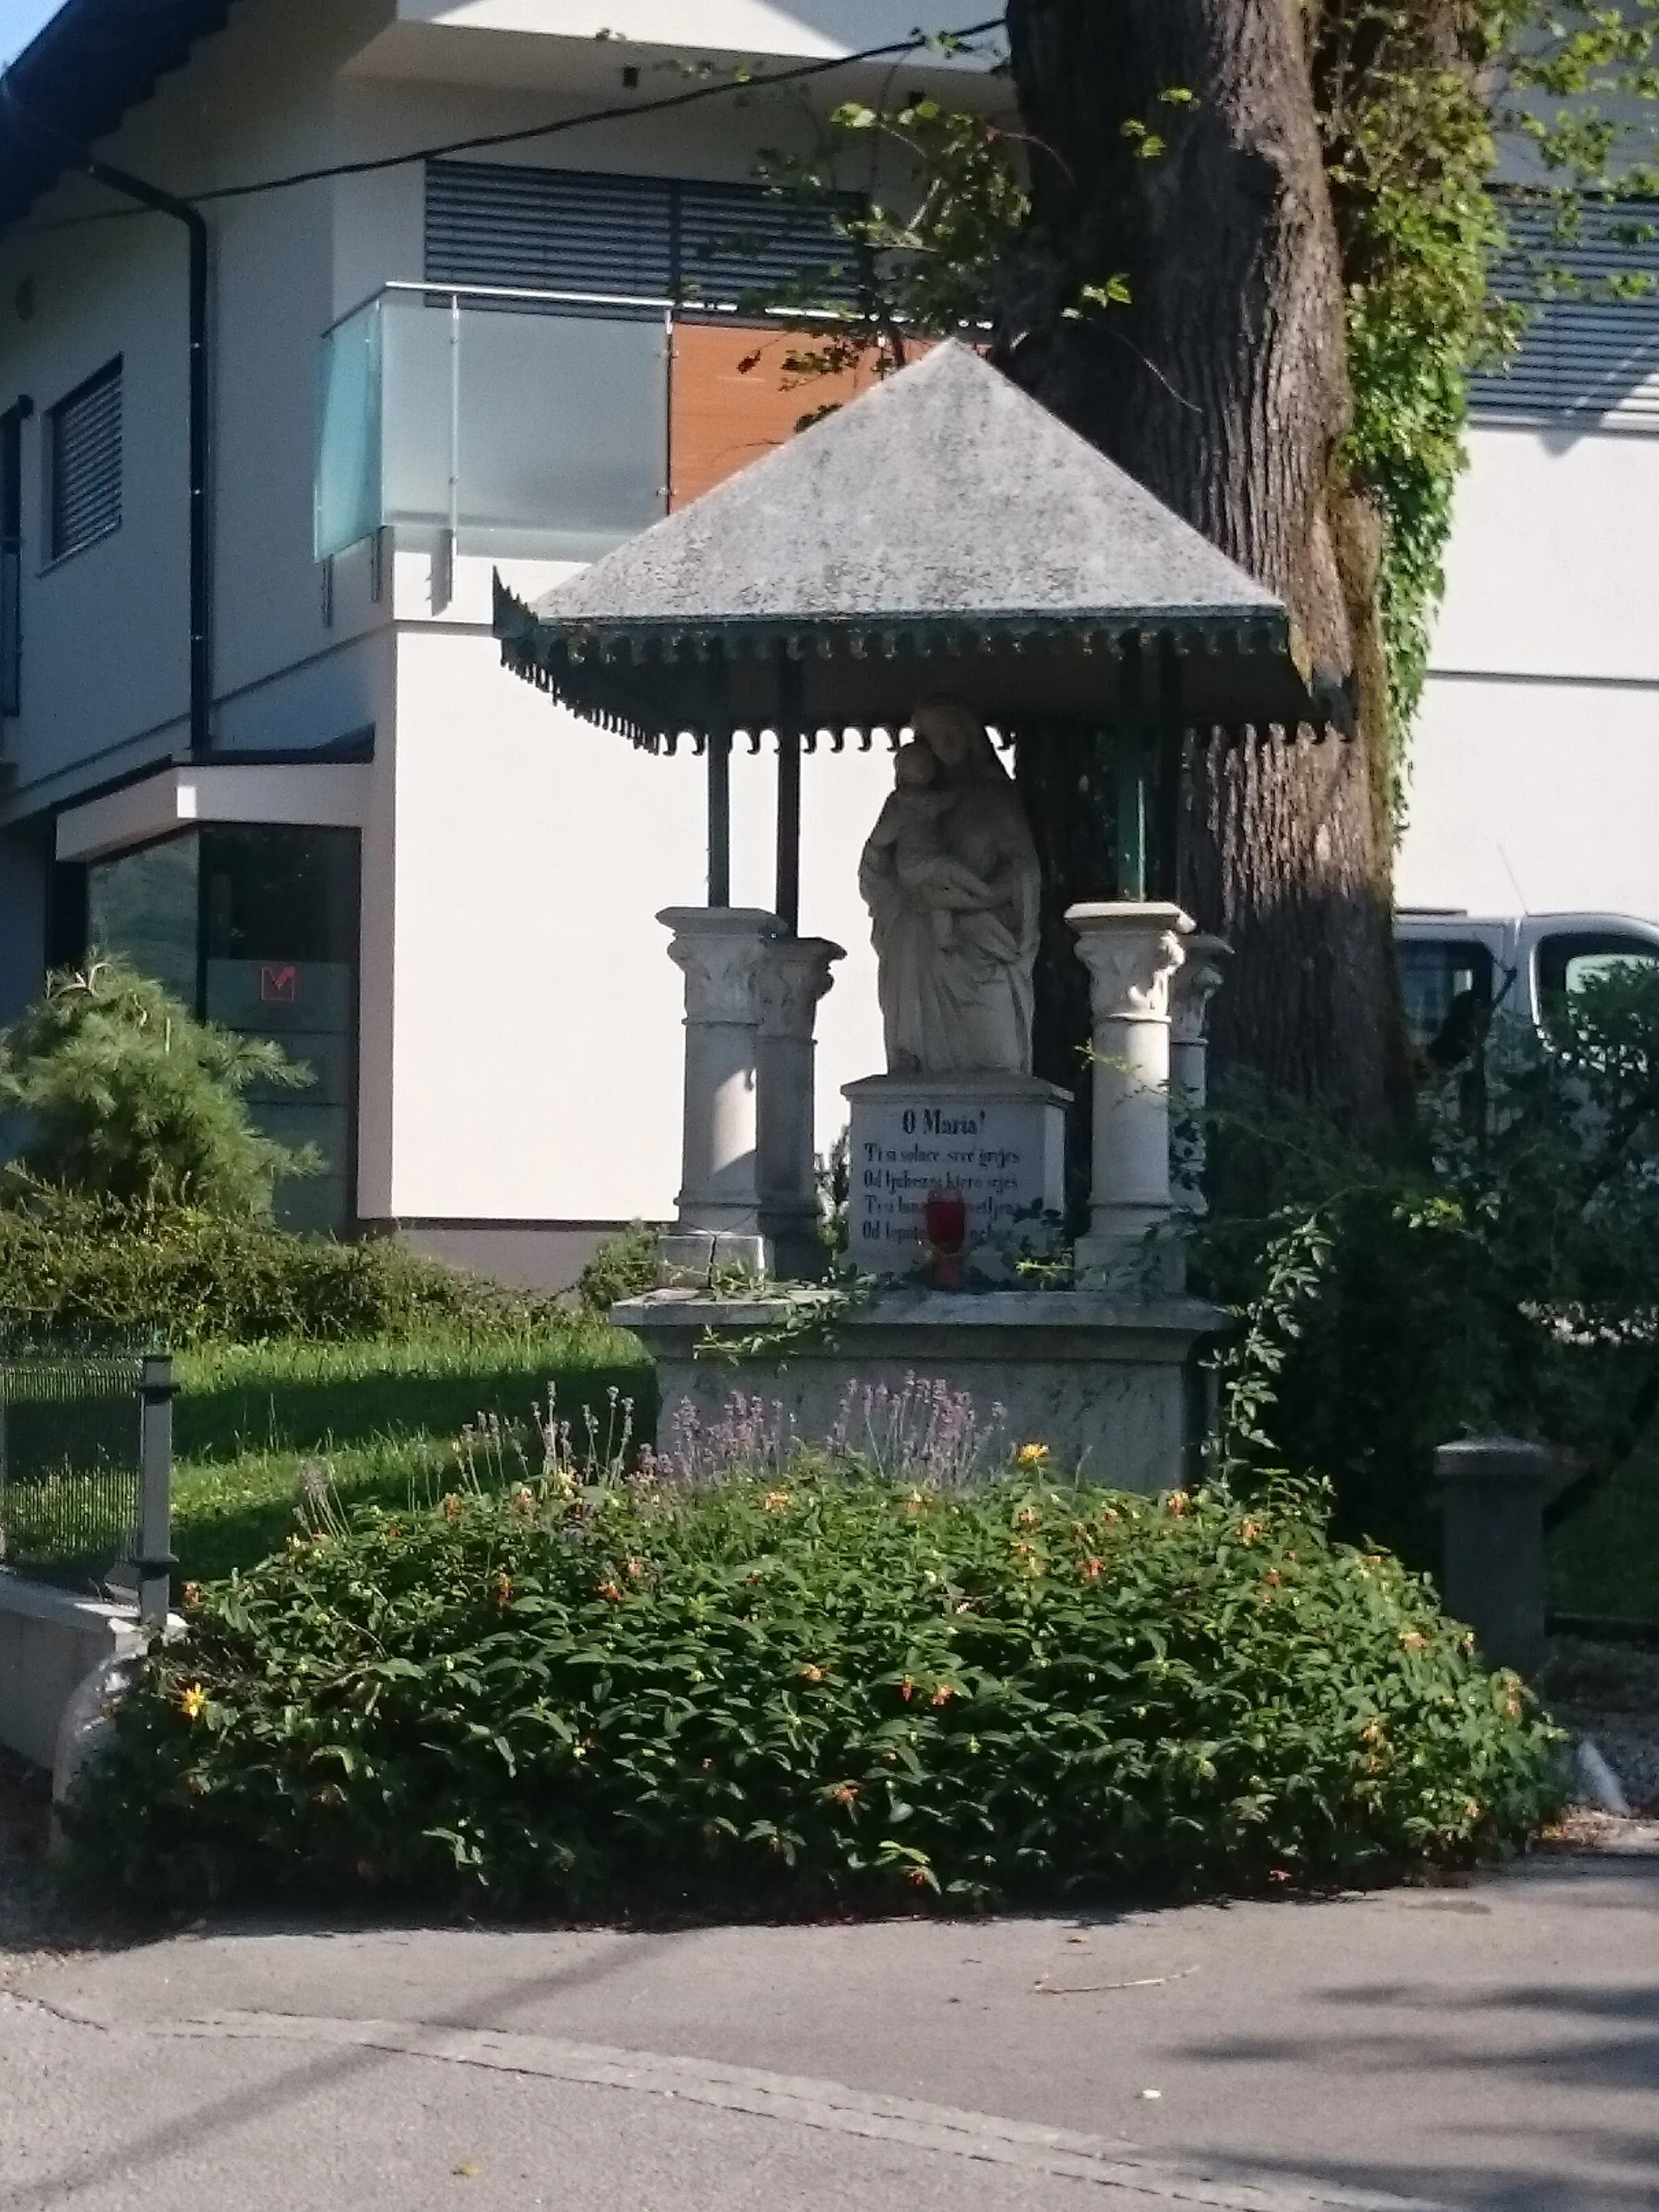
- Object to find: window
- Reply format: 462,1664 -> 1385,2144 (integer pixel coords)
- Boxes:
1396,939 -> 1495,1059
1537,931 -> 1659,1003
47,358 -> 122,562
1468,198 -> 1659,428
1,400 -> 23,714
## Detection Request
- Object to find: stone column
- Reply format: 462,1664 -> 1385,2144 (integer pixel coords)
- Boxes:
1168,935 -> 1230,1217
1435,1436 -> 1553,1677
1067,901 -> 1193,1290
757,934 -> 845,1280
657,906 -> 781,1279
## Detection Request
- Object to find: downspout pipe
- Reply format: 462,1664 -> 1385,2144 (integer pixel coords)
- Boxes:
0,95 -> 212,757
78,156 -> 211,759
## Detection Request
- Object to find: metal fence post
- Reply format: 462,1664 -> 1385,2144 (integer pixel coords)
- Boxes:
138,1354 -> 176,1630
1435,1435 -> 1553,1676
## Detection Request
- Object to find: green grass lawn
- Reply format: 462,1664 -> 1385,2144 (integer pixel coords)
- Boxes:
169,1323 -> 654,1583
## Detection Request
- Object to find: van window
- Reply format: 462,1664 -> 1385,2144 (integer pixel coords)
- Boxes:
1536,931 -> 1659,1002
1396,940 -> 1495,1058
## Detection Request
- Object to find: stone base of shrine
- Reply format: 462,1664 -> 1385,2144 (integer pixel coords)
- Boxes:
612,1287 -> 1224,1495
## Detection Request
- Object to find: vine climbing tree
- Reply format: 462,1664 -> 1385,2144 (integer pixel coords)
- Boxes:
746,1 -> 1659,1128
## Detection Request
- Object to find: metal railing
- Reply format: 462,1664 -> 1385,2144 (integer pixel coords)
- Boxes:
0,1349 -> 174,1618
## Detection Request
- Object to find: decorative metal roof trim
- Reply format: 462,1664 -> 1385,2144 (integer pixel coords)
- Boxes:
496,578 -> 1293,689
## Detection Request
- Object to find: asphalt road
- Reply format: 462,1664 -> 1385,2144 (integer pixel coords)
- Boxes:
2,1845 -> 1656,2212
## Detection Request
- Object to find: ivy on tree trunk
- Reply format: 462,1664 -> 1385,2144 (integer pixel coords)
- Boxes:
999,0 -> 1408,1132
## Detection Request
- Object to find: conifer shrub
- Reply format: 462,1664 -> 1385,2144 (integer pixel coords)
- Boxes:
65,1447 -> 1561,1916
0,961 -> 315,1214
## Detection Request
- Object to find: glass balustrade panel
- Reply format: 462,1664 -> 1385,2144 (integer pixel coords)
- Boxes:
380,296 -> 457,533
317,293 -> 672,560
455,306 -> 668,558
314,300 -> 383,560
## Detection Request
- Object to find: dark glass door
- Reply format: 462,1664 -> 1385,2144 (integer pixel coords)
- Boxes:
200,827 -> 360,1232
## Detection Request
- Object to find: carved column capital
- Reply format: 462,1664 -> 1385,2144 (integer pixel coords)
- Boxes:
1169,935 -> 1231,1047
658,906 -> 781,1025
758,936 -> 846,1040
1065,902 -> 1193,1023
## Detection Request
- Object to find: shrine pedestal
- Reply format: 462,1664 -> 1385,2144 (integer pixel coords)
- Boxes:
614,1287 -> 1222,1495
843,1073 -> 1069,1277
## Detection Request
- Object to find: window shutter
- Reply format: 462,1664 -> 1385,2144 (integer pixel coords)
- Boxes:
424,161 -> 859,313
426,163 -> 676,297
49,360 -> 122,560
1469,203 -> 1659,428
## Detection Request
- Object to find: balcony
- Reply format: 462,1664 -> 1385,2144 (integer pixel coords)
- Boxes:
315,283 -> 672,564
314,283 -> 890,566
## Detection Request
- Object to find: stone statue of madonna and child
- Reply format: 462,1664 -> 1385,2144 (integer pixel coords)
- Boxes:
858,698 -> 1042,1076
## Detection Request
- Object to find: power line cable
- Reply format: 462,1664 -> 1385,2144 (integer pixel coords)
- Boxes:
0,16 -> 1005,235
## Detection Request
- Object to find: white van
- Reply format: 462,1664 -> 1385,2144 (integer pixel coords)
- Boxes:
1393,910 -> 1659,1062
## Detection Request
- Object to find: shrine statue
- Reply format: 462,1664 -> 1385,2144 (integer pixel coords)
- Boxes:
858,698 -> 1042,1076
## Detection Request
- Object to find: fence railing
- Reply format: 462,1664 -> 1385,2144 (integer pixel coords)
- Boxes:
0,1349 -> 174,1619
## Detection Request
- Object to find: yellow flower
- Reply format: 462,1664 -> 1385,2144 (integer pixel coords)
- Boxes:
179,1683 -> 207,1721
1016,1443 -> 1049,1466
799,1664 -> 826,1685
181,1582 -> 201,1609
1166,1491 -> 1189,1517
763,1490 -> 791,1512
1401,1630 -> 1428,1652
930,1681 -> 958,1707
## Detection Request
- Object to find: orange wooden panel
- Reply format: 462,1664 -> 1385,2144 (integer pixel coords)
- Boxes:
669,323 -> 920,509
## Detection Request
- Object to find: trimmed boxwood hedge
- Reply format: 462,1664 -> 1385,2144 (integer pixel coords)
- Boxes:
64,1471 -> 1562,1913
0,1191 -> 567,1345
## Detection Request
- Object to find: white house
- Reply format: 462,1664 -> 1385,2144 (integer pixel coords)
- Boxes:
0,0 -> 1008,1277
0,0 -> 1654,1282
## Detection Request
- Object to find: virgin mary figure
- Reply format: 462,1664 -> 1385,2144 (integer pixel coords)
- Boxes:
858,698 -> 1042,1076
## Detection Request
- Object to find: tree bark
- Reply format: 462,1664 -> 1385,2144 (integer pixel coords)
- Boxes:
999,0 -> 1406,1132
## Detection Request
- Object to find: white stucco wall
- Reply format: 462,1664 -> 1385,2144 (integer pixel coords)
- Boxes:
1397,421 -> 1659,926
382,552 -> 888,1222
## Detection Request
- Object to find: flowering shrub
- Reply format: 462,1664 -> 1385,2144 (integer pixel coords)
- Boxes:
64,1418 -> 1560,1916
653,1379 -> 1007,1490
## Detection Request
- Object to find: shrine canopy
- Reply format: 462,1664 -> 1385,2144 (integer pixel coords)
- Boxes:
493,340 -> 1319,749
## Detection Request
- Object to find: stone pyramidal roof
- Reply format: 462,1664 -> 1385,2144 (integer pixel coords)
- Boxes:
497,339 -> 1311,746
535,340 -> 1282,631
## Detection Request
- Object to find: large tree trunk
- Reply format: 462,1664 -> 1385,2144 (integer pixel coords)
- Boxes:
999,0 -> 1406,1132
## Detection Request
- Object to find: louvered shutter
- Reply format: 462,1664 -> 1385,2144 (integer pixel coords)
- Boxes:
426,163 -> 676,298
49,360 -> 122,560
1469,202 -> 1659,427
673,177 -> 859,307
424,160 -> 859,312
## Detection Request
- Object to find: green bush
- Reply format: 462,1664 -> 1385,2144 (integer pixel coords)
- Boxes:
0,961 -> 315,1214
0,1187 -> 569,1346
576,1221 -> 661,1314
1200,966 -> 1659,1566
65,1466 -> 1560,1915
